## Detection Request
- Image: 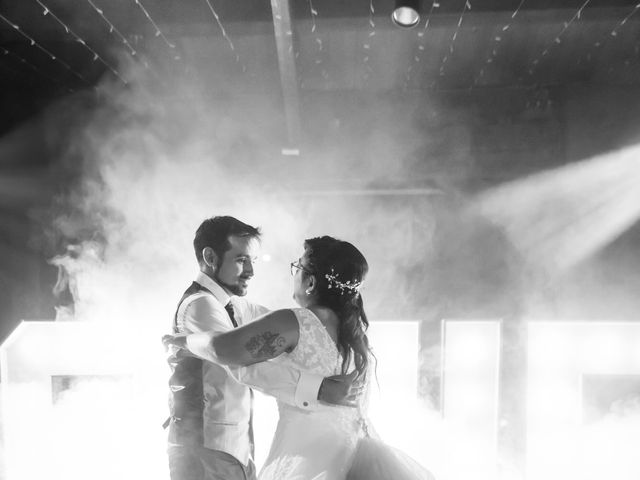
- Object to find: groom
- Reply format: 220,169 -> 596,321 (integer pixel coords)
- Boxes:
166,216 -> 358,480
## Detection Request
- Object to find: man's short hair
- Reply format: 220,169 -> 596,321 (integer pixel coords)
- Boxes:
193,216 -> 261,263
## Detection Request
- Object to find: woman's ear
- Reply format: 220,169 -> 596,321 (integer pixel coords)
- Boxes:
202,247 -> 218,270
305,274 -> 317,295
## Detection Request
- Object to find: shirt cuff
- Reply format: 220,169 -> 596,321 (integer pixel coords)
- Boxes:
294,372 -> 323,409
185,332 -> 218,363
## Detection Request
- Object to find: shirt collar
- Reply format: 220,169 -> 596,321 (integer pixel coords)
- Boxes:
195,271 -> 231,306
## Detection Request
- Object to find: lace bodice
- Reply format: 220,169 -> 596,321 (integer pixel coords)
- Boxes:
273,308 -> 362,424
284,308 -> 343,376
259,308 -> 368,479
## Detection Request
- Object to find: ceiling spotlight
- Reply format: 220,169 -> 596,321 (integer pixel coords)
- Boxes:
392,0 -> 420,29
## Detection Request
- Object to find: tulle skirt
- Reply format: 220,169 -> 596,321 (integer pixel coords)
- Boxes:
346,436 -> 435,480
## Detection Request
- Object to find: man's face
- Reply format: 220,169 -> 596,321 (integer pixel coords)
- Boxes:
214,235 -> 259,296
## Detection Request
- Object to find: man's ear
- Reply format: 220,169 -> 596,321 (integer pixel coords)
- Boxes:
202,247 -> 218,269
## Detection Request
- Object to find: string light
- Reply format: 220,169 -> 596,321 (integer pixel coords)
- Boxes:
0,45 -> 71,90
403,0 -> 440,90
526,0 -> 591,78
85,0 -> 139,59
362,0 -> 376,85
609,3 -> 640,37
433,0 -> 471,84
298,0 -> 318,88
577,3 -> 640,69
131,0 -> 180,60
0,11 -> 90,85
437,1 -> 472,82
306,0 -> 328,88
308,0 -> 318,33
34,0 -> 127,85
203,0 -> 246,71
473,0 -> 526,87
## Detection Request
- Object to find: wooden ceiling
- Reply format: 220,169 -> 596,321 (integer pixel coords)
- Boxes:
1,0 -> 639,130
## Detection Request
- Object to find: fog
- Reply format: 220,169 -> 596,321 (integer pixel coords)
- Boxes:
1,10 -> 640,479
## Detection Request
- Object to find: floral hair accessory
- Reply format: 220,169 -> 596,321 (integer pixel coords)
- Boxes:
324,268 -> 362,295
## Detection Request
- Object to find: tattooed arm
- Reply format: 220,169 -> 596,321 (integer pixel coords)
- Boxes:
164,309 -> 300,367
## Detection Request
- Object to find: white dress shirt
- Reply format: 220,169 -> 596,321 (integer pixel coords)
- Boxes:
174,272 -> 323,464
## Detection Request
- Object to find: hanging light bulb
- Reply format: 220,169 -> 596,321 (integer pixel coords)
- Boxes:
392,0 -> 420,29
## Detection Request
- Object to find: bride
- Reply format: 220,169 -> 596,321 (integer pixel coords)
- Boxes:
164,236 -> 433,480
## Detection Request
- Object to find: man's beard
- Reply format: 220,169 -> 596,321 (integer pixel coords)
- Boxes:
214,273 -> 248,296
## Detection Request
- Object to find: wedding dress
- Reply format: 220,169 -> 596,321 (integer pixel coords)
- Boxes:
259,308 -> 435,480
259,307 -> 363,480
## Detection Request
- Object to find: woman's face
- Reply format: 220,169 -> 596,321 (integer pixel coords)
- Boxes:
292,250 -> 314,307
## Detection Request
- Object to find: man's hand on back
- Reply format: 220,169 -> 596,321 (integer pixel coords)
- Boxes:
317,370 -> 365,407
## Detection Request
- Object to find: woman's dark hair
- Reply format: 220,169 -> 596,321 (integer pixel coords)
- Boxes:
303,236 -> 372,380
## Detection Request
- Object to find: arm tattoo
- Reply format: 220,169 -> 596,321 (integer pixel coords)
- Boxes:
244,331 -> 287,359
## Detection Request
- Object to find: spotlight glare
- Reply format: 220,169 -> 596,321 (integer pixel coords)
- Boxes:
392,1 -> 420,28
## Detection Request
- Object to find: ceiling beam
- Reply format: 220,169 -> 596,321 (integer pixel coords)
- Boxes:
270,0 -> 301,153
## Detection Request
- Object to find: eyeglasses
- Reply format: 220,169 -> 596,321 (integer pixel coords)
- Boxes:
290,260 -> 312,276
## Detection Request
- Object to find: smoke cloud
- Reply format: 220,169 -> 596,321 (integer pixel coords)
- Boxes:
2,15 -> 639,480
